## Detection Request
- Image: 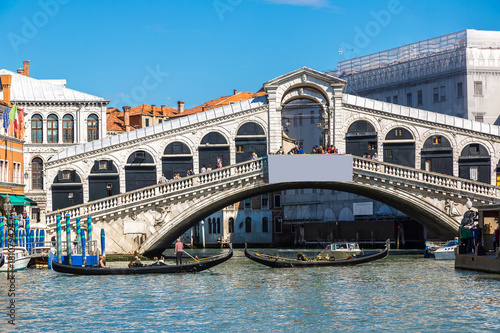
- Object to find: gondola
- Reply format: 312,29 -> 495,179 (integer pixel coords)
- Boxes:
51,246 -> 233,275
245,239 -> 390,268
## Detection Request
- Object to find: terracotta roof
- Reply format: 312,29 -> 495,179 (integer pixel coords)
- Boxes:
106,107 -> 125,132
187,90 -> 267,113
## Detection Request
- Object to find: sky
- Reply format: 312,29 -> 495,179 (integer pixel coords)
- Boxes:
1,0 -> 500,110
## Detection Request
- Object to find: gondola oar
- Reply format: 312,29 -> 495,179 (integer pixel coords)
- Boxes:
183,249 -> 216,273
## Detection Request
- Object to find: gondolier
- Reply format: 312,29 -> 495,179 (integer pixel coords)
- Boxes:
175,238 -> 184,265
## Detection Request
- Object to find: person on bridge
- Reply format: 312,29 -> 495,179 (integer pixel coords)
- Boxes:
159,174 -> 167,183
187,168 -> 194,176
175,238 -> 184,265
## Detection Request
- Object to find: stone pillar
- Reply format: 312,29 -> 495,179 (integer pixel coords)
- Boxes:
332,85 -> 344,153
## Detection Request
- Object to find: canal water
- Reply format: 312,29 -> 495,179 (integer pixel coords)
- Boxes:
2,249 -> 500,332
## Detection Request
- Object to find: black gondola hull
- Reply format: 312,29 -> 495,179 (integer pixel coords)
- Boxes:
52,247 -> 233,275
245,240 -> 389,268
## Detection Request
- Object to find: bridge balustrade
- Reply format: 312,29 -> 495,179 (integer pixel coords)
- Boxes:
45,159 -> 263,230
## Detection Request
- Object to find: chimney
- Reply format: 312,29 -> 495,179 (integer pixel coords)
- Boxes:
233,89 -> 238,95
161,105 -> 166,116
123,106 -> 131,132
1,75 -> 12,106
151,104 -> 156,114
16,61 -> 30,77
177,101 -> 184,114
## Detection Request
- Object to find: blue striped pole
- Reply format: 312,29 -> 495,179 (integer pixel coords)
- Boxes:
87,215 -> 92,254
56,212 -> 62,263
14,215 -> 18,246
25,212 -> 30,252
100,229 -> 105,258
39,229 -> 45,247
66,214 -> 72,265
81,229 -> 86,266
76,217 -> 81,254
0,216 -> 3,248
29,230 -> 34,251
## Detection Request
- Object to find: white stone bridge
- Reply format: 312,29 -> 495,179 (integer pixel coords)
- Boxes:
42,67 -> 500,256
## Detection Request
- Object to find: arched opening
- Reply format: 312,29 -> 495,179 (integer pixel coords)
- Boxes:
162,142 -> 193,179
88,160 -> 120,201
217,217 -> 221,234
87,114 -> 99,141
125,150 -> 156,191
235,122 -> 267,163
47,114 -> 58,143
459,143 -> 490,183
281,97 -> 324,153
421,135 -> 453,175
245,217 -> 252,233
31,157 -> 43,190
262,217 -> 269,233
31,114 -> 43,143
383,127 -> 415,167
228,217 -> 234,234
63,114 -> 74,143
199,132 -> 229,171
345,120 -> 377,157
51,170 -> 83,210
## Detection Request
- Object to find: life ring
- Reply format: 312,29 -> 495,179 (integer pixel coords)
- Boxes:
0,251 -> 5,268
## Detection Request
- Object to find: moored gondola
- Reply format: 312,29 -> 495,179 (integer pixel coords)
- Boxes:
245,239 -> 390,268
52,245 -> 233,275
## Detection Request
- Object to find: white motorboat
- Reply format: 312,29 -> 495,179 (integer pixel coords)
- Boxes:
433,240 -> 459,260
0,247 -> 31,272
316,241 -> 363,260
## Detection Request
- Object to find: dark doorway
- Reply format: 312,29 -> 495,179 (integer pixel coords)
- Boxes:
125,150 -> 156,191
88,160 -> 120,201
199,132 -> 230,171
421,135 -> 453,175
383,127 -> 415,167
345,120 -> 377,157
235,122 -> 267,163
459,143 -> 491,183
51,170 -> 83,210
162,142 -> 193,179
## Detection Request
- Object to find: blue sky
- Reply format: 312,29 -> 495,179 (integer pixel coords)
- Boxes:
1,0 -> 499,109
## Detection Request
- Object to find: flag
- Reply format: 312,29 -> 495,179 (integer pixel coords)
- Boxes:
13,118 -> 18,135
17,108 -> 24,140
2,107 -> 9,133
9,104 -> 17,122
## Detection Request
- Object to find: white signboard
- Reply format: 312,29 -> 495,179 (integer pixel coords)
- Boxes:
265,154 -> 353,183
353,202 -> 373,216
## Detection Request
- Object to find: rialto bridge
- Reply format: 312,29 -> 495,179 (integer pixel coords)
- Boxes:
42,67 -> 500,255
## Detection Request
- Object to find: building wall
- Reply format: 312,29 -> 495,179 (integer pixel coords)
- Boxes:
0,134 -> 25,216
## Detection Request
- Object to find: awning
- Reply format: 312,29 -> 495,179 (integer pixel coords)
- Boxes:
0,194 -> 38,206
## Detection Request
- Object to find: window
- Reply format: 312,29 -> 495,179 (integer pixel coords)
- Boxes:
228,218 -> 234,233
261,194 -> 268,209
424,160 -> 431,171
208,218 -> 212,233
244,198 -> 251,210
433,87 -> 439,102
457,82 -> 463,98
87,114 -> 99,141
262,217 -> 269,233
13,162 -> 21,183
62,170 -> 72,180
31,115 -> 43,143
245,217 -> 252,233
470,166 -> 479,181
62,115 -> 74,143
393,95 -> 398,104
406,93 -> 412,106
368,142 -> 377,150
236,145 -> 244,153
394,129 -> 403,136
145,118 -> 150,127
32,157 -> 43,189
440,86 -> 446,101
217,218 -> 221,233
158,119 -> 163,124
386,96 -> 391,103
385,149 -> 393,159
275,217 -> 283,233
47,114 -> 58,143
474,81 -> 483,96
417,90 -> 423,105
106,183 -> 113,196
475,115 -> 484,123
99,160 -> 108,169
432,136 -> 441,144
274,194 -> 281,208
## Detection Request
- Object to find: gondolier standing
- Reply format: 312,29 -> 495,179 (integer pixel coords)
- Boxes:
175,238 -> 184,265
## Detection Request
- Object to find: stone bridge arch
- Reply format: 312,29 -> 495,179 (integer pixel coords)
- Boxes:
141,180 -> 460,257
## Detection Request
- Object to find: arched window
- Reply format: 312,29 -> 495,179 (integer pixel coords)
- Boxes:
208,218 -> 212,234
31,115 -> 43,143
63,114 -> 74,143
47,114 -> 58,143
228,218 -> 234,233
217,218 -> 221,233
262,217 -> 269,233
32,157 -> 43,190
87,114 -> 99,141
245,217 -> 252,233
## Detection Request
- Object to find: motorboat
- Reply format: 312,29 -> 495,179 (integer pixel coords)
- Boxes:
316,241 -> 363,260
433,240 -> 459,260
424,240 -> 445,258
0,247 -> 31,272
245,239 -> 389,268
28,245 -> 52,268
